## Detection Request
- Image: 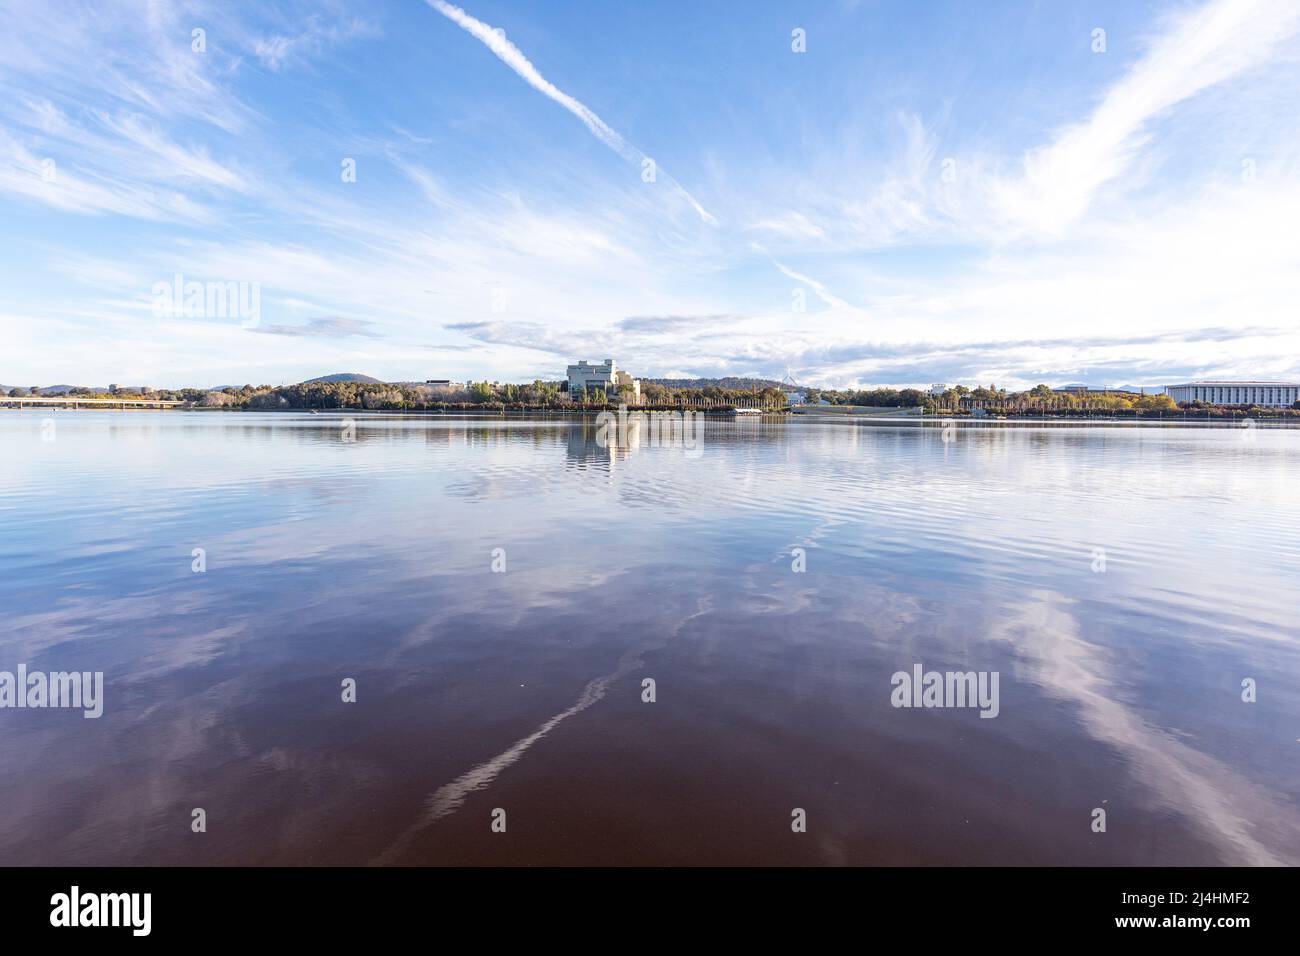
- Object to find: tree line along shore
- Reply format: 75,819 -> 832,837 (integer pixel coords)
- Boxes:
6,380 -> 1299,418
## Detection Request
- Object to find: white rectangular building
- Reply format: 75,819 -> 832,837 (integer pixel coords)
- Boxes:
566,359 -> 640,403
1165,381 -> 1300,407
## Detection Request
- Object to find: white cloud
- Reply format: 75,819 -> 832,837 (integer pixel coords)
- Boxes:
991,0 -> 1300,236
251,16 -> 378,72
0,133 -> 209,219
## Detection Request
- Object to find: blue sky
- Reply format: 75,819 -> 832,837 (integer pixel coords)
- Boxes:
3,0 -> 1299,389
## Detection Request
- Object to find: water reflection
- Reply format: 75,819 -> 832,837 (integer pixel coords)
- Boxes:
566,421 -> 625,472
0,412 -> 1296,865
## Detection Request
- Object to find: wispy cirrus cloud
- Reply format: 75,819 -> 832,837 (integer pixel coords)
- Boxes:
989,0 -> 1300,236
0,133 -> 209,220
251,15 -> 378,72
740,0 -> 1300,251
252,316 -> 382,338
94,112 -> 252,193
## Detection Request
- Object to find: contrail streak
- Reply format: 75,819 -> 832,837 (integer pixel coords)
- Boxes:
372,600 -> 710,864
425,0 -> 717,225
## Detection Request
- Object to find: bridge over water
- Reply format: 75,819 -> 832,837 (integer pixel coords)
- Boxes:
0,396 -> 185,409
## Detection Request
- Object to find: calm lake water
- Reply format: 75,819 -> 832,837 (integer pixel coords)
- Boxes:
1,411 -> 1297,865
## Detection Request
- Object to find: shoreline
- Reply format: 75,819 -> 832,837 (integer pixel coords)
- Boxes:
7,406 -> 1299,428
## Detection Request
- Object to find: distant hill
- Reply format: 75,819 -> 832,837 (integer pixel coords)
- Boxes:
1053,382 -> 1165,394
302,373 -> 383,384
24,385 -> 103,395
646,376 -> 789,390
1116,384 -> 1166,394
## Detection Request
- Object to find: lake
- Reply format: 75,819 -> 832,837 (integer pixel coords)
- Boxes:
1,411 -> 1297,865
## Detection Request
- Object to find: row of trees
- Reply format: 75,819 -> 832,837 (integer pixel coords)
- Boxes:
15,380 -> 1296,416
5,379 -> 786,410
640,383 -> 787,407
920,383 -> 1295,416
179,379 -> 793,410
800,387 -> 928,407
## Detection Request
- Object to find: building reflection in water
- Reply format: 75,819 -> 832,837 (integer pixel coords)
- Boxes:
566,420 -> 633,471
566,408 -> 708,472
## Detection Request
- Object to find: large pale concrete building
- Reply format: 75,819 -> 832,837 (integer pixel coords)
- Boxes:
1170,382 -> 1300,408
567,359 -> 640,403
1165,381 -> 1300,407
